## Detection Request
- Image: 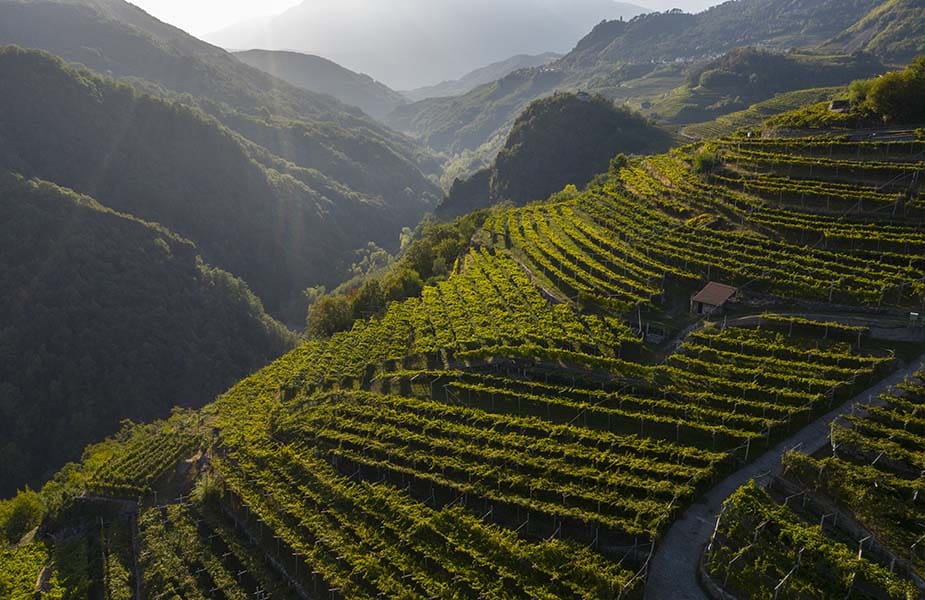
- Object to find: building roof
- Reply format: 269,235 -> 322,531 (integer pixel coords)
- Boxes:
692,282 -> 738,307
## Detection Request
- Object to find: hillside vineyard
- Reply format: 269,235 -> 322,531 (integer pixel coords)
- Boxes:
4,126 -> 924,599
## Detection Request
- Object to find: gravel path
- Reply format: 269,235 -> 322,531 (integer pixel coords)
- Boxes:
644,353 -> 925,600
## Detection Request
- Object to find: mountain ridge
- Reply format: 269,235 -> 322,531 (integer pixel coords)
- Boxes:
403,52 -> 563,102
0,46 -> 436,321
385,0 -> 902,172
205,0 -> 651,89
234,49 -> 408,119
438,92 -> 674,218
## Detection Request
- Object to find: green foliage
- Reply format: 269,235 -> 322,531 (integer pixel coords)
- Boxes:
768,57 -> 925,128
306,295 -> 354,338
707,482 -> 917,600
764,100 -> 862,129
608,153 -> 630,178
0,173 -> 293,496
492,93 -> 673,205
0,45 -> 438,322
440,93 -> 673,216
381,267 -> 425,302
656,48 -> 885,124
859,56 -> 925,122
684,87 -> 846,139
54,536 -> 91,600
190,473 -> 224,506
825,0 -> 925,62
0,488 -> 44,545
0,542 -> 64,600
305,210 -> 489,336
692,150 -> 719,174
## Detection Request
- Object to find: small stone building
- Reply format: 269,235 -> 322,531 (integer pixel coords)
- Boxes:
691,282 -> 738,316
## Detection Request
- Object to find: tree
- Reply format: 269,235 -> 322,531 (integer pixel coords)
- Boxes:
306,295 -> 353,338
350,279 -> 386,318
865,58 -> 925,123
1,488 -> 44,544
382,268 -> 424,302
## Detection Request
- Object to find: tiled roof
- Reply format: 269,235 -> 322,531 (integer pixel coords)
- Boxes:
692,282 -> 738,306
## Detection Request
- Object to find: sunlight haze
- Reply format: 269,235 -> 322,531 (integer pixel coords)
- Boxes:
129,0 -> 722,37
129,0 -> 301,35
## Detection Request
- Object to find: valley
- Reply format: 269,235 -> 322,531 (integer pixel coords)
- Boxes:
0,1 -> 923,598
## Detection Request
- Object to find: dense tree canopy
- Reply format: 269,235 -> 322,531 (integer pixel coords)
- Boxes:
439,93 -> 672,218
0,173 -> 294,495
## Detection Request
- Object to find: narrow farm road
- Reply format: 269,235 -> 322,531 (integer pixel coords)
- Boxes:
644,352 -> 925,600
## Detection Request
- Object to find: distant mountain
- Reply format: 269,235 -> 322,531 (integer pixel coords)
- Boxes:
641,48 -> 884,123
234,49 -> 407,119
0,0 -> 440,173
823,0 -> 925,62
404,53 -> 563,102
636,0 -> 719,10
438,92 -> 673,218
0,46 -> 437,322
206,0 -> 651,89
387,0 -> 898,169
559,0 -> 882,69
0,171 -> 294,495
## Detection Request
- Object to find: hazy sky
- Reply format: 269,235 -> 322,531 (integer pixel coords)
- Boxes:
130,1 -> 722,37
131,0 -> 302,35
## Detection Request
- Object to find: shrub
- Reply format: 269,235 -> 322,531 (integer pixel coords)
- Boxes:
0,488 -> 44,544
693,150 -> 720,174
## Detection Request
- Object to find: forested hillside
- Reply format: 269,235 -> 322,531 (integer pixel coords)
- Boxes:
0,172 -> 294,496
0,46 -> 436,321
824,0 -> 925,61
0,0 -> 443,306
439,93 -> 673,218
0,0 -> 442,176
641,48 -> 884,123
234,50 -> 407,119
560,0 -> 881,69
387,0 -> 906,175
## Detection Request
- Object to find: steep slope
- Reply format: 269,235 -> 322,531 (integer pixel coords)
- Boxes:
640,48 -> 884,123
206,0 -> 650,89
561,0 -> 882,69
0,172 -> 294,496
823,0 -> 925,63
387,66 -> 568,156
439,93 -> 674,218
403,52 -> 563,102
681,86 -> 846,139
0,0 -> 442,202
386,0 -> 893,163
4,115 -> 925,598
0,0 -> 369,123
0,47 -> 435,320
234,49 -> 407,119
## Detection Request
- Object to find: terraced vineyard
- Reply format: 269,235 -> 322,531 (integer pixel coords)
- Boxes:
706,370 -> 925,599
682,87 -> 846,140
487,138 -> 924,309
87,416 -> 205,499
4,126 -> 925,599
193,314 -> 889,598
